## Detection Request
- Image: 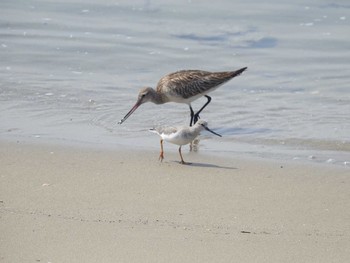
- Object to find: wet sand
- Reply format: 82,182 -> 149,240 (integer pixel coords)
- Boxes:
1,140 -> 349,262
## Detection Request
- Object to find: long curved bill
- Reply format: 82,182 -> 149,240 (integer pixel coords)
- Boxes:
202,125 -> 222,137
118,100 -> 141,124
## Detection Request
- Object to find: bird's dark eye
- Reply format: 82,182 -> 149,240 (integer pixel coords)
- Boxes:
141,94 -> 146,97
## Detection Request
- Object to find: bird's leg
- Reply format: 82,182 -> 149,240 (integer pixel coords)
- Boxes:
159,139 -> 164,162
189,105 -> 195,127
189,105 -> 196,151
179,146 -> 191,165
179,146 -> 185,164
193,95 -> 211,124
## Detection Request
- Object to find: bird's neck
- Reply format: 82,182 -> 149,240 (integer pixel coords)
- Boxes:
150,89 -> 168,104
191,125 -> 203,135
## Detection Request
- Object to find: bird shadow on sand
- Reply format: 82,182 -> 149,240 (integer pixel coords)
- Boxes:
170,161 -> 237,170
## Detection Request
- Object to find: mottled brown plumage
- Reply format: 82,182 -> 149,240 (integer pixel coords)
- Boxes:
156,70 -> 244,100
118,67 -> 247,125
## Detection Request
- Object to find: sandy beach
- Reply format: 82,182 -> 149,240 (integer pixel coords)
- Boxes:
0,140 -> 349,263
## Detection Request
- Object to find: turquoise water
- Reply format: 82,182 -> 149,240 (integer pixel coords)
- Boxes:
1,0 -> 349,166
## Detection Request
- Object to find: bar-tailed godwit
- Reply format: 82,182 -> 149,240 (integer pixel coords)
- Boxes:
149,120 -> 222,165
118,67 -> 247,126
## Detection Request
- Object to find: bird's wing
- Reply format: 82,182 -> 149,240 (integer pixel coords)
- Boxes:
159,126 -> 178,135
156,70 -> 241,99
149,126 -> 178,136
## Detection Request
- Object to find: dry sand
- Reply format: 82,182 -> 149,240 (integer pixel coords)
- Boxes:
1,140 -> 349,263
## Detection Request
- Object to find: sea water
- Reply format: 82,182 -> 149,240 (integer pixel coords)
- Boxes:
1,0 -> 349,166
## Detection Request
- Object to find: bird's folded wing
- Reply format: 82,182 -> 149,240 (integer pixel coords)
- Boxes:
149,126 -> 178,135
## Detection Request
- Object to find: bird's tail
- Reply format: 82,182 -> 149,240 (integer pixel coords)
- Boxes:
231,67 -> 247,77
149,128 -> 158,134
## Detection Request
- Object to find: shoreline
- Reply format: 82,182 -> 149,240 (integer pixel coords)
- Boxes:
2,132 -> 350,169
1,139 -> 350,262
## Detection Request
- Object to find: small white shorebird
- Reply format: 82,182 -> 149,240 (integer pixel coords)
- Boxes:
149,120 -> 222,165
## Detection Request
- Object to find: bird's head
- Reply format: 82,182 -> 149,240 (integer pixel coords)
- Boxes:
195,120 -> 222,137
137,87 -> 154,104
118,87 -> 154,124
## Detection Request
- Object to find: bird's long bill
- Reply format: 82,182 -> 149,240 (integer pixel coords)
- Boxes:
118,99 -> 141,124
204,126 -> 222,137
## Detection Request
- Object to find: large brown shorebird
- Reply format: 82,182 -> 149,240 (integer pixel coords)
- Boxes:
118,67 -> 247,126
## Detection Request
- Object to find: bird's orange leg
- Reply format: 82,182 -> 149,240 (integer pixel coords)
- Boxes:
159,139 -> 164,162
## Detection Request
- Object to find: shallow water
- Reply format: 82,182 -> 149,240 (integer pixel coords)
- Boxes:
1,0 -> 349,166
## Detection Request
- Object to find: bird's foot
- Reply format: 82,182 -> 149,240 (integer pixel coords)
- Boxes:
180,160 -> 192,165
